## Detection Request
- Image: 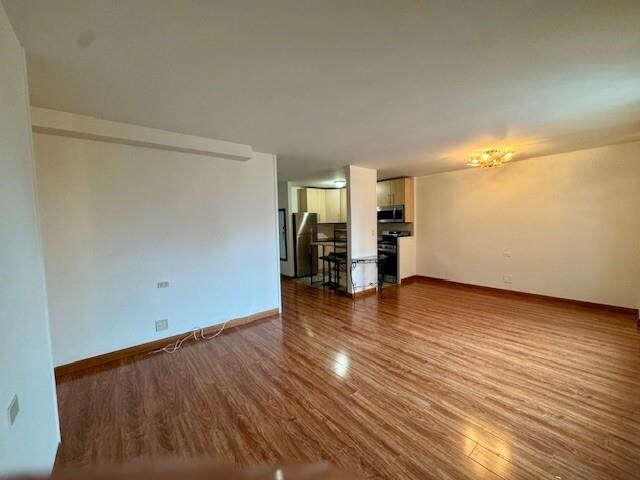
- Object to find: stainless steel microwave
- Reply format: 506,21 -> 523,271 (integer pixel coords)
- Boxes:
377,205 -> 404,223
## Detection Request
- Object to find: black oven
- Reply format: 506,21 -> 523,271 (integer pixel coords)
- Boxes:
377,205 -> 404,223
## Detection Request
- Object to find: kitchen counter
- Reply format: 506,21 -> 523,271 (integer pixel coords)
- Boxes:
351,255 -> 379,261
397,236 -> 416,281
312,240 -> 347,247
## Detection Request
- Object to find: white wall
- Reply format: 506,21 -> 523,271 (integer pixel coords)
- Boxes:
347,165 -> 378,293
416,142 -> 640,309
34,131 -> 281,366
0,3 -> 60,474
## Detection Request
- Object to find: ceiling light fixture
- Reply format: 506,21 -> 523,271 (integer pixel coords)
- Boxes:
334,180 -> 346,188
467,149 -> 514,169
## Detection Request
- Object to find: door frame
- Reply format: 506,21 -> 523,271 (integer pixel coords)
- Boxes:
278,208 -> 288,261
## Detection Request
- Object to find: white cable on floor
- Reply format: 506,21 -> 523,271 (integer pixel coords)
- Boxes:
198,321 -> 228,340
152,321 -> 229,355
152,330 -> 196,354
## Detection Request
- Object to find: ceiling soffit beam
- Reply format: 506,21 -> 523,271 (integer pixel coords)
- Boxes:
30,107 -> 253,161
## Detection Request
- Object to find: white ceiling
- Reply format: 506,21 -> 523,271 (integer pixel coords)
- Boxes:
4,0 -> 640,182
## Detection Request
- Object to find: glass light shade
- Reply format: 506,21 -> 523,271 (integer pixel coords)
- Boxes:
467,149 -> 514,168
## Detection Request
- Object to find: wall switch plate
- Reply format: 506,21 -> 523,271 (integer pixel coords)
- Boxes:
155,319 -> 169,332
503,250 -> 512,258
157,281 -> 170,289
8,394 -> 19,426
503,274 -> 513,284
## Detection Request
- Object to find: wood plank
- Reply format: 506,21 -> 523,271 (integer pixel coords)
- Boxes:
54,278 -> 640,479
417,275 -> 638,315
54,308 -> 279,378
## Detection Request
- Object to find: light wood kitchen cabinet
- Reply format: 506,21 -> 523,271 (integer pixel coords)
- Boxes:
324,189 -> 341,223
391,178 -> 407,205
376,177 -> 414,222
377,178 -> 404,205
377,180 -> 392,206
298,188 -> 326,222
298,187 -> 347,224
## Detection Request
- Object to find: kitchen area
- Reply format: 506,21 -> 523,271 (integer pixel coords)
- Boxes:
279,170 -> 416,296
376,176 -> 416,287
292,183 -> 349,291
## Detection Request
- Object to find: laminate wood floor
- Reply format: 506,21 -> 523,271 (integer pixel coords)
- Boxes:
55,278 -> 640,479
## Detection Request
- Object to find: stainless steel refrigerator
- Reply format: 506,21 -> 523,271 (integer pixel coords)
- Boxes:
293,212 -> 318,278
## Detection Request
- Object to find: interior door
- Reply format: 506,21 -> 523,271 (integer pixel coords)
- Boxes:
278,208 -> 287,261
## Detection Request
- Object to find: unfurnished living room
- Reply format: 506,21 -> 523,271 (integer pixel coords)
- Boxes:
1,1 -> 639,479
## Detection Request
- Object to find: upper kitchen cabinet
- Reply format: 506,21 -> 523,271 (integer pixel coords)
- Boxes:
340,188 -> 347,222
298,187 -> 347,223
376,179 -> 391,206
377,177 -> 414,222
298,188 -> 326,222
325,189 -> 341,223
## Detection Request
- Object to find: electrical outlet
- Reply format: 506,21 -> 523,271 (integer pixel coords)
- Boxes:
157,281 -> 170,289
503,250 -> 512,258
155,319 -> 168,332
503,274 -> 513,284
8,394 -> 19,426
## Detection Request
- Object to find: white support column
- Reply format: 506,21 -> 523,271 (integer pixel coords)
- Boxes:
346,165 -> 378,295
